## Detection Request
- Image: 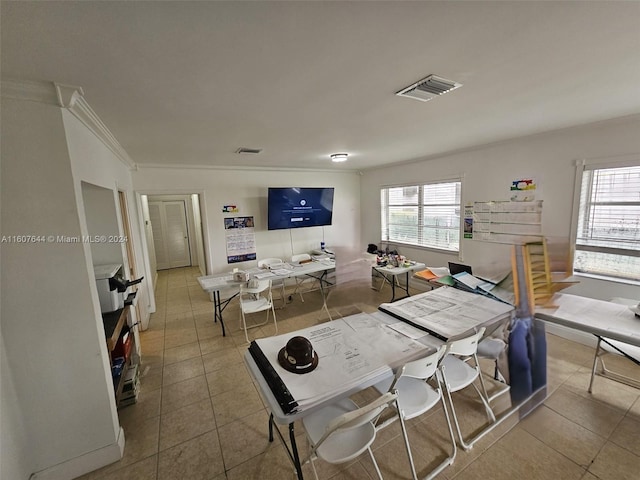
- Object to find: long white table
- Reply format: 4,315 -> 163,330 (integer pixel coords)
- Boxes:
535,293 -> 640,347
197,258 -> 336,335
535,293 -> 640,391
245,289 -> 514,479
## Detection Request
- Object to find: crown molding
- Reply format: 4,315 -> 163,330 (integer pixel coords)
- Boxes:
1,78 -> 59,104
136,162 -> 359,174
2,79 -> 137,171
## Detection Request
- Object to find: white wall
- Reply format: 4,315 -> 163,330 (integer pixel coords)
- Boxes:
1,94 -> 122,479
140,195 -> 158,287
0,335 -> 31,480
192,194 -> 207,276
132,168 -> 361,274
361,114 -> 640,302
81,181 -> 124,266
62,109 -> 151,325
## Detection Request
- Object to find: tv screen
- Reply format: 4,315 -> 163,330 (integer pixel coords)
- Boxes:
268,187 -> 335,230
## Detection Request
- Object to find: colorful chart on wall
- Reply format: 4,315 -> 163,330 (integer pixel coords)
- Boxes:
224,216 -> 256,263
510,178 -> 538,202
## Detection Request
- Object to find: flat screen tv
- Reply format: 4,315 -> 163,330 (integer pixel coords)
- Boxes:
268,187 -> 335,230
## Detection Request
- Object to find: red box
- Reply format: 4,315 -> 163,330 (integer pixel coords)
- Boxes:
112,331 -> 132,362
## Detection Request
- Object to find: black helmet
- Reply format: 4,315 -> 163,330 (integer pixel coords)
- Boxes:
278,336 -> 319,374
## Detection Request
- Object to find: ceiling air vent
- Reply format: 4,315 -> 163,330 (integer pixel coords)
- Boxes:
236,147 -> 263,154
396,74 -> 462,102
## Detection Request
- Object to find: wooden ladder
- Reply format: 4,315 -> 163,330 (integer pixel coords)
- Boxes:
512,238 -> 554,314
522,239 -> 554,307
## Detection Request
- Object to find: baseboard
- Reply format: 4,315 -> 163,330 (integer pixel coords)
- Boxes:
30,427 -> 125,480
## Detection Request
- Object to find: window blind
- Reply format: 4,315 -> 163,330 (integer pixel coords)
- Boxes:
381,181 -> 461,252
574,165 -> 640,281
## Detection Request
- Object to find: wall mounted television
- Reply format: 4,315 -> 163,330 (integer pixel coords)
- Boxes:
268,187 -> 335,230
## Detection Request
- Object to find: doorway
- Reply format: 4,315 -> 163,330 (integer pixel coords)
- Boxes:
148,200 -> 192,270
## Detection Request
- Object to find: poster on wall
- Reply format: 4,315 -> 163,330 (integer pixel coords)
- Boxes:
463,203 -> 474,239
510,178 -> 538,202
224,216 -> 256,263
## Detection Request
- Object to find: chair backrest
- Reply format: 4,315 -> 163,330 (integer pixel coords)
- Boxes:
258,258 -> 283,269
325,391 -> 397,436
240,279 -> 271,297
447,327 -> 486,357
398,344 -> 448,381
291,253 -> 312,263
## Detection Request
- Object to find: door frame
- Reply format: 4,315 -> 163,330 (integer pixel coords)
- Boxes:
148,198 -> 192,270
135,189 -> 211,313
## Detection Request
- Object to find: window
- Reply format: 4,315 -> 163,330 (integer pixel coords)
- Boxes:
574,164 -> 640,282
381,180 -> 461,251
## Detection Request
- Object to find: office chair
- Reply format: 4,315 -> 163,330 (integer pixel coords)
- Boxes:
439,327 -> 496,451
290,253 -> 317,302
257,257 -> 287,307
238,279 -> 277,343
301,391 -> 403,480
373,345 -> 456,480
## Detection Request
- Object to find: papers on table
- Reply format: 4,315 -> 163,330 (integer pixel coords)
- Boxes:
253,271 -> 276,280
449,271 -> 515,306
272,268 -> 294,276
379,286 -> 514,341
253,313 -> 427,412
386,321 -> 429,340
197,273 -> 238,292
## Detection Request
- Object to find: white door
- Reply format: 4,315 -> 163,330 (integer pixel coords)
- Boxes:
149,201 -> 191,270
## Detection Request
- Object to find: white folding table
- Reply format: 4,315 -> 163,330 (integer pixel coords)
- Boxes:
245,292 -> 515,479
373,262 -> 426,302
197,258 -> 336,335
535,293 -> 640,391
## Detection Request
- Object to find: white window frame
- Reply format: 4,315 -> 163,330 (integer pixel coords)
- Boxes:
570,156 -> 640,283
380,179 -> 462,252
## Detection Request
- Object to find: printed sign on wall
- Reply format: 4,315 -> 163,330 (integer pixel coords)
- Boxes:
224,216 -> 256,263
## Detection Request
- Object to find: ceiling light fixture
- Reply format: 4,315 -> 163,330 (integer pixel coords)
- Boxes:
330,153 -> 349,163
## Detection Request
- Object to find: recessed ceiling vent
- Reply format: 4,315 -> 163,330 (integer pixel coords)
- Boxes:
396,74 -> 462,102
236,147 -> 263,154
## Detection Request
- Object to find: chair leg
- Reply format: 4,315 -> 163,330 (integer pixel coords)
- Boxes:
396,410 -> 418,480
473,356 -> 496,422
367,447 -> 384,480
426,373 -> 458,480
271,304 -> 278,335
471,383 -> 496,423
377,275 -> 389,292
441,381 -> 472,450
241,310 -> 250,344
309,456 -> 320,480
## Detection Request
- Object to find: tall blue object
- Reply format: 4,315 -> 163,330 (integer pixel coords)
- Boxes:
508,317 -> 533,404
530,319 -> 547,391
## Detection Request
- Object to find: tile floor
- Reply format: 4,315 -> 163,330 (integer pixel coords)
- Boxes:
79,266 -> 640,480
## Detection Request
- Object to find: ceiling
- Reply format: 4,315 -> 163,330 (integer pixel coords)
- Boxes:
2,1 -> 639,171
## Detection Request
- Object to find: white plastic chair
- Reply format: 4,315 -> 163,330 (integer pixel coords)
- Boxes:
301,391 -> 401,480
257,257 -> 287,307
373,345 -> 456,480
238,279 -> 277,343
439,327 -> 496,450
588,336 -> 640,393
290,253 -> 317,302
477,337 -> 511,402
